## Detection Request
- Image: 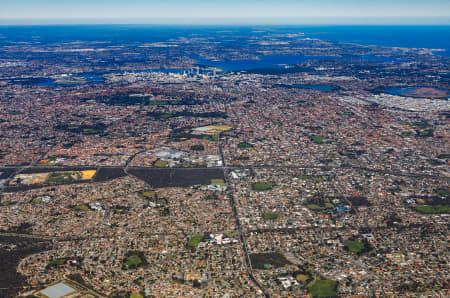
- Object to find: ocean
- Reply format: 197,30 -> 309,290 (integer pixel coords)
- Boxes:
0,25 -> 449,56
294,25 -> 450,56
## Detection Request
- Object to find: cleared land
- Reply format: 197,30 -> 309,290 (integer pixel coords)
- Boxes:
122,251 -> 147,270
343,240 -> 365,254
187,235 -> 204,249
263,212 -> 279,220
0,167 -> 16,179
310,135 -> 329,144
211,178 -> 225,185
128,168 -> 225,188
250,253 -> 291,269
153,160 -> 169,168
252,183 -> 273,191
238,142 -> 252,148
93,167 -> 127,182
309,279 -> 338,297
0,235 -> 51,297
414,205 -> 450,214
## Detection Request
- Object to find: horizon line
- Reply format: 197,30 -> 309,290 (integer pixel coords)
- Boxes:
1,16 -> 450,26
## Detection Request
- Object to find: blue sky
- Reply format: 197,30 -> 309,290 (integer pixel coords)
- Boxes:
1,0 -> 449,24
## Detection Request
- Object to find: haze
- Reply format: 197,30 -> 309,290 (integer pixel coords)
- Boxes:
1,0 -> 450,25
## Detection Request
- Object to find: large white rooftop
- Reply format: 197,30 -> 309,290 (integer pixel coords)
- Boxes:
40,282 -> 76,298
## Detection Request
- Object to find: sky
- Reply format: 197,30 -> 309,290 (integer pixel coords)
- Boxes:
0,0 -> 449,24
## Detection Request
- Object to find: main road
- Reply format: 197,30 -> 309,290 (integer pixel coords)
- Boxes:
220,138 -> 270,297
224,169 -> 270,298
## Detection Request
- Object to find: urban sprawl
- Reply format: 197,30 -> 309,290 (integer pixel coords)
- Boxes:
0,28 -> 448,298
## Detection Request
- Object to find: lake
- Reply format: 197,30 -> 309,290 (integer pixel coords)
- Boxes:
384,87 -> 448,99
291,84 -> 337,91
36,73 -> 104,87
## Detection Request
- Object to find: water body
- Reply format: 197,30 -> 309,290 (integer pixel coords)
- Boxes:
1,25 -> 448,51
0,25 -> 194,44
1,25 -> 448,53
34,69 -> 203,87
298,25 -> 450,57
292,84 -> 337,92
131,69 -> 184,74
384,87 -> 448,99
36,73 -> 104,87
11,69 -> 206,87
193,53 -> 406,71
191,54 -> 337,71
2,25 -> 448,79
